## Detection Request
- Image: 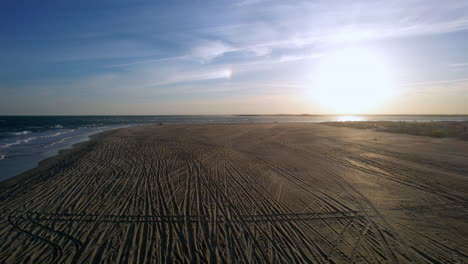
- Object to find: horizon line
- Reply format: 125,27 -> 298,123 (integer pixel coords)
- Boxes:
2,114 -> 468,117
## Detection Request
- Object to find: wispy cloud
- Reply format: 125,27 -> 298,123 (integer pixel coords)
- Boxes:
104,56 -> 189,68
403,77 -> 468,86
195,0 -> 468,61
446,62 -> 468,71
190,40 -> 237,62
75,1 -> 468,70
234,0 -> 270,7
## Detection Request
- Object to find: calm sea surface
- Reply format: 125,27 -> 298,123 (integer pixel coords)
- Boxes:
1,115 -> 467,182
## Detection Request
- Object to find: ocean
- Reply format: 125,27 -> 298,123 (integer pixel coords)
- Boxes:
1,115 -> 467,182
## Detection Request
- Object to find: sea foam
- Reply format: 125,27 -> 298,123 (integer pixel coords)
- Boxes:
43,135 -> 76,148
12,131 -> 31,135
0,137 -> 38,149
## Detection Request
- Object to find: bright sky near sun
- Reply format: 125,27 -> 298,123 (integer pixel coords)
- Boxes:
1,0 -> 468,115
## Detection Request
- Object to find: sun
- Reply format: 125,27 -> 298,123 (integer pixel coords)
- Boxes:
311,47 -> 396,114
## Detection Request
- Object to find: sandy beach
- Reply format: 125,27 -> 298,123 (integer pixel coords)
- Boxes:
0,123 -> 467,263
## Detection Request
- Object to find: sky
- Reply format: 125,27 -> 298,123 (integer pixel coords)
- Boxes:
1,0 -> 468,115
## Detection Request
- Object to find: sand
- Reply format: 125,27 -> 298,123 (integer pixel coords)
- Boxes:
322,121 -> 468,140
0,123 -> 467,263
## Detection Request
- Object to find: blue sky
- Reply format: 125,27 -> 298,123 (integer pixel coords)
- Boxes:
1,0 -> 468,114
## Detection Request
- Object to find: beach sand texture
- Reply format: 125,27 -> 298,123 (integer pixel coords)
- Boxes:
0,123 -> 467,263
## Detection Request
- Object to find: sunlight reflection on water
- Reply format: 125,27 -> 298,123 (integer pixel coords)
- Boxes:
337,115 -> 365,122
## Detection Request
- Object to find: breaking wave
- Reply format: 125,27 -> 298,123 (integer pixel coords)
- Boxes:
12,131 -> 32,135
0,137 -> 38,149
0,130 -> 75,149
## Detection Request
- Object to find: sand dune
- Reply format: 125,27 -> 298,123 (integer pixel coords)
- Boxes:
0,123 -> 467,263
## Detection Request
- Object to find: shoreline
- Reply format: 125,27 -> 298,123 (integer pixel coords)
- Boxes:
0,128 -> 118,192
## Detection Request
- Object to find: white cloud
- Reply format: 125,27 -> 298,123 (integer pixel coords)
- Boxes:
190,40 -> 236,62
198,0 -> 468,59
234,0 -> 270,7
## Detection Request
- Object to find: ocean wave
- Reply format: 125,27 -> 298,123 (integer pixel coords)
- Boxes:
43,135 -> 77,148
53,125 -> 63,129
0,137 -> 38,149
0,129 -> 77,149
12,130 -> 32,135
42,130 -> 74,138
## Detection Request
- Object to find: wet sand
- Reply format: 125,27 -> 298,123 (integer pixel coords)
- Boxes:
322,121 -> 468,140
0,123 -> 467,263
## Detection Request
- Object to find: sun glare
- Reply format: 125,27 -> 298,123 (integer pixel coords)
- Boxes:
336,115 -> 364,122
311,47 -> 396,114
